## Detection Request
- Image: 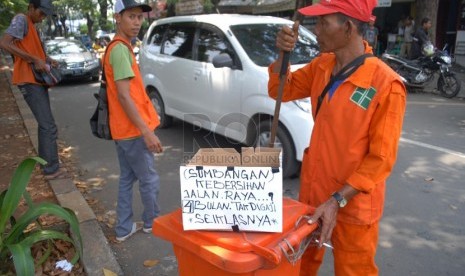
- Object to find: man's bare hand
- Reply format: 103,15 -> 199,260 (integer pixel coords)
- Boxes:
307,197 -> 339,248
276,21 -> 300,52
32,58 -> 47,71
48,57 -> 59,68
143,132 -> 163,153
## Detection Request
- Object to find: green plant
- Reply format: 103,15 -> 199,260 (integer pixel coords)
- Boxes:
79,24 -> 88,34
203,0 -> 214,13
0,157 -> 82,275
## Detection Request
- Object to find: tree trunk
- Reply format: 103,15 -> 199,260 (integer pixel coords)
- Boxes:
166,3 -> 176,17
59,15 -> 68,37
46,17 -> 53,38
98,0 -> 109,31
53,17 -> 62,37
415,0 -> 439,43
86,13 -> 94,39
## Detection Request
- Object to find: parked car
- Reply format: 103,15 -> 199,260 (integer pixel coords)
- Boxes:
44,38 -> 100,82
140,14 -> 319,177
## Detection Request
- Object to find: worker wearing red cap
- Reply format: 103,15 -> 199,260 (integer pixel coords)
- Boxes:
268,0 -> 406,275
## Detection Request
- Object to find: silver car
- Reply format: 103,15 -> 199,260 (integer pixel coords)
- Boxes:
45,38 -> 100,82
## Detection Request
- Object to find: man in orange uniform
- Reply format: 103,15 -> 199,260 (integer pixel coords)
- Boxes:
268,0 -> 406,275
104,0 -> 163,242
0,0 -> 67,179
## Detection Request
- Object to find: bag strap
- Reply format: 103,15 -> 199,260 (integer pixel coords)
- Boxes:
314,53 -> 374,118
100,38 -> 133,87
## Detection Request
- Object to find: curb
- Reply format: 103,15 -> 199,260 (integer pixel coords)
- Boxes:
0,52 -> 123,276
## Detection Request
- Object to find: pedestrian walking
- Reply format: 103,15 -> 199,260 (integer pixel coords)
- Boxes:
104,0 -> 163,242
400,16 -> 414,58
268,0 -> 407,275
0,0 -> 67,180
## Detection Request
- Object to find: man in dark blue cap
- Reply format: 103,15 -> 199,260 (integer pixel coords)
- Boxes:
0,0 -> 68,180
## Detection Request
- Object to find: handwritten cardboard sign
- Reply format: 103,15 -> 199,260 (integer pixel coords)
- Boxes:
180,165 -> 283,232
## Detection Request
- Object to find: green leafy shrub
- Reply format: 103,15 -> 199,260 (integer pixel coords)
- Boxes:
0,157 -> 82,275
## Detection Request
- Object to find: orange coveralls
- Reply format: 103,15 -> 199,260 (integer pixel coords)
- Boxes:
268,44 -> 406,275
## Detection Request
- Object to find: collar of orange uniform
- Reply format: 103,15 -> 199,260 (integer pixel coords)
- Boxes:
26,14 -> 36,28
349,41 -> 376,89
349,57 -> 377,89
114,34 -> 131,45
317,41 -> 376,90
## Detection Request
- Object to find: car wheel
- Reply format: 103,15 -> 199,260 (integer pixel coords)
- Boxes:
91,74 -> 100,82
256,120 -> 299,178
147,88 -> 173,128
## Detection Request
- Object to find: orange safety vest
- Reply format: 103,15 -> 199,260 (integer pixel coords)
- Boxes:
268,43 -> 406,225
103,36 -> 159,140
12,15 -> 45,85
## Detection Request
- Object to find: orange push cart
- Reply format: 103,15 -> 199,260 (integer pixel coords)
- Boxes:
152,197 -> 318,276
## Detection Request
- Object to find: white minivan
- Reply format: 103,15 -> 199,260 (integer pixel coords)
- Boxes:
140,14 -> 319,178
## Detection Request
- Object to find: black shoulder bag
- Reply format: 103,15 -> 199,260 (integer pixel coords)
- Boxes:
31,63 -> 62,86
89,39 -> 131,140
314,53 -> 374,118
31,37 -> 62,86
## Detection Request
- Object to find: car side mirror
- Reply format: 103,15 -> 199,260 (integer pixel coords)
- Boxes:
212,53 -> 233,68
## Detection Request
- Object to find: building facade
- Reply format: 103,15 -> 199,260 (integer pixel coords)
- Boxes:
171,0 -> 465,65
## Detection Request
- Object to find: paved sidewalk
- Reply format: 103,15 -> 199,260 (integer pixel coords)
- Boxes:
0,52 -> 123,276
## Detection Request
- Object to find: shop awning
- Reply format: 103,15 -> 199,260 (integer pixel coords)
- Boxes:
253,0 -> 295,14
218,0 -> 295,14
218,0 -> 255,13
218,0 -> 255,6
176,0 -> 204,15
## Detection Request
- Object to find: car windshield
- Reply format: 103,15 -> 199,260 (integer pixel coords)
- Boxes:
45,40 -> 88,55
230,23 -> 319,67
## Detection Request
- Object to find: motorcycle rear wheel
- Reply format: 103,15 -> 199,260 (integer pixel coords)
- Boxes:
438,75 -> 461,98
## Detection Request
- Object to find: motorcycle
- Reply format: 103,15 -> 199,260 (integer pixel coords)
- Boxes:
381,43 -> 461,98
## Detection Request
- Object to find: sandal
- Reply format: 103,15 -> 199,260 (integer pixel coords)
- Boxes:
44,168 -> 68,180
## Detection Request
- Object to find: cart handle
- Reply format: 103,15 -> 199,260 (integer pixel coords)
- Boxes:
241,215 -> 318,266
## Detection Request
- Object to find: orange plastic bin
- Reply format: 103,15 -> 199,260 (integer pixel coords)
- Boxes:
152,197 -> 317,275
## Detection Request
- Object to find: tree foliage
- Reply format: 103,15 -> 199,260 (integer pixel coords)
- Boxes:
97,0 -> 110,32
0,0 -> 28,33
0,0 -> 116,39
50,0 -> 103,38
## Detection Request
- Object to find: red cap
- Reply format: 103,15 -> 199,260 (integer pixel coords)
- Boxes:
298,0 -> 378,23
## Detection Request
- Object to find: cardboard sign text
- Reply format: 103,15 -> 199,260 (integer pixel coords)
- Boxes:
180,165 -> 282,232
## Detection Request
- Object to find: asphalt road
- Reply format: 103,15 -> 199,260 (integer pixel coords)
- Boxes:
49,79 -> 465,275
